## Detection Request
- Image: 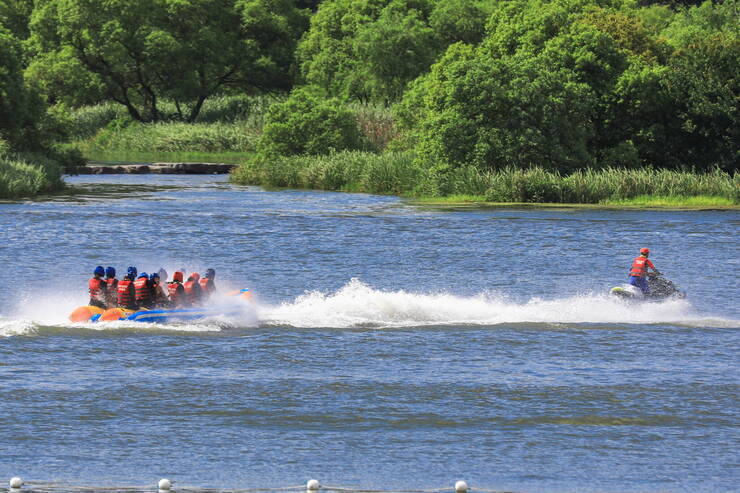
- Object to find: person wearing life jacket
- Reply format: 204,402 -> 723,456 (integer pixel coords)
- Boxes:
199,268 -> 217,301
104,266 -> 118,308
167,271 -> 186,308
134,272 -> 153,309
149,272 -> 168,307
88,265 -> 108,309
183,273 -> 203,307
117,266 -> 138,310
628,247 -> 660,294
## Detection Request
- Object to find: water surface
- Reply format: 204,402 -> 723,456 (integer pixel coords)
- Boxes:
1,175 -> 738,492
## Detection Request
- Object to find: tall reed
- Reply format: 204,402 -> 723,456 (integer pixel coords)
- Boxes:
232,152 -> 739,205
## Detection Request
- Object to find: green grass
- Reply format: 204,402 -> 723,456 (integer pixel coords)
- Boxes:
231,150 -> 422,195
232,151 -> 739,207
85,150 -> 255,165
78,121 -> 259,154
0,153 -> 64,199
601,195 -> 736,207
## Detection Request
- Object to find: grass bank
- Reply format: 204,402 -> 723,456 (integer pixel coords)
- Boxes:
230,151 -> 739,207
69,96 -> 269,163
0,153 -> 65,199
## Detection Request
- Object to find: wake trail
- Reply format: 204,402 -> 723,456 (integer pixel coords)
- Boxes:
1,279 -> 737,337
256,279 -> 738,329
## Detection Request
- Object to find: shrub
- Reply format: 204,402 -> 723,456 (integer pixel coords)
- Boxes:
258,87 -> 364,157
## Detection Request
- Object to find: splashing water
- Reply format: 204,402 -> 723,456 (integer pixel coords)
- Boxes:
2,279 -> 736,338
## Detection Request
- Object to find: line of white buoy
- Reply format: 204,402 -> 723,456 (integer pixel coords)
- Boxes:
7,477 -> 472,492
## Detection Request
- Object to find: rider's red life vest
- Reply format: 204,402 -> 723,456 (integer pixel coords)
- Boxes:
88,277 -> 106,302
183,280 -> 202,305
199,278 -> 215,295
106,278 -> 118,293
168,281 -> 184,306
117,279 -> 136,308
134,277 -> 151,302
629,256 -> 655,277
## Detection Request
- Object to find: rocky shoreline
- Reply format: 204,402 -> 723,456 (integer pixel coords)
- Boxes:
76,162 -> 236,174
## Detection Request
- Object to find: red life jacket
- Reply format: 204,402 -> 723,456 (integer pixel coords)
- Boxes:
199,278 -> 215,295
183,280 -> 201,305
105,278 -> 118,306
629,256 -> 652,277
117,279 -> 136,308
106,278 -> 118,292
134,277 -> 151,302
89,277 -> 106,302
168,281 -> 184,306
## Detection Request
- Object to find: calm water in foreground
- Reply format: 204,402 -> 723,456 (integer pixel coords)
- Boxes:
0,175 -> 738,493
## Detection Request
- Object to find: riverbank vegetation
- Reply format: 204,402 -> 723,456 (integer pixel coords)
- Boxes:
2,0 -> 737,203
234,151 -> 738,205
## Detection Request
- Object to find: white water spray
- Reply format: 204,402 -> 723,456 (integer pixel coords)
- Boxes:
1,278 -> 737,337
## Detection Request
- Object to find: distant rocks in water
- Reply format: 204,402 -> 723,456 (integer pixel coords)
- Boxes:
76,163 -> 236,174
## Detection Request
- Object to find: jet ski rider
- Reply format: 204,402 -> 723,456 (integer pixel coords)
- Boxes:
629,247 -> 660,294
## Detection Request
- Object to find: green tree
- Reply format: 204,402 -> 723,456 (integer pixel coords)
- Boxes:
0,25 -> 44,150
258,86 -> 363,156
410,44 -> 595,173
0,0 -> 33,39
299,0 -> 486,104
27,0 -> 309,121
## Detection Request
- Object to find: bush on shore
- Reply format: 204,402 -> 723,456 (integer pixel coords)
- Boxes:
258,87 -> 365,157
0,152 -> 64,199
231,151 -> 739,204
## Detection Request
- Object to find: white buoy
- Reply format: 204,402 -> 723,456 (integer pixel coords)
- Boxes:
158,478 -> 172,491
306,479 -> 321,490
455,480 -> 468,493
9,477 -> 23,489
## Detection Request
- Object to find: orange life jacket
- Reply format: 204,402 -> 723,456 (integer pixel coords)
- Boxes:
183,280 -> 202,306
629,256 -> 653,277
88,277 -> 106,303
134,277 -> 151,302
168,281 -> 184,306
117,279 -> 136,308
199,278 -> 215,295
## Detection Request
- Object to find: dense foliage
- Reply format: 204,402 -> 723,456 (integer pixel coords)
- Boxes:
397,0 -> 738,173
1,0 -> 737,199
26,0 -> 310,122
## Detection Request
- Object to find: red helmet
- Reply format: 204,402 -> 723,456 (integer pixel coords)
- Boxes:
192,272 -> 201,281
173,271 -> 183,282
640,247 -> 650,255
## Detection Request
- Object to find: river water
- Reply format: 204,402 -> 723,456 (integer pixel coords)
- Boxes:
1,175 -> 738,493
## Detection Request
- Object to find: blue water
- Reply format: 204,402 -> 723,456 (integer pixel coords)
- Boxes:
1,175 -> 738,492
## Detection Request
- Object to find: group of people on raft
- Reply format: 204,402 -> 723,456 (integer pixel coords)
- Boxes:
87,266 -> 217,311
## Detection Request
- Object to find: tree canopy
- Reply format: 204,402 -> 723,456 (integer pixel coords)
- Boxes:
26,0 -> 310,122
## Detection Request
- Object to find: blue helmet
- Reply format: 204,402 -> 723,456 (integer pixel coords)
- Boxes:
127,266 -> 138,278
138,272 -> 148,279
105,266 -> 116,278
205,268 -> 215,279
94,266 -> 105,277
150,272 -> 159,280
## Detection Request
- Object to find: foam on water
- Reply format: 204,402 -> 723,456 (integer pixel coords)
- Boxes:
257,279 -> 740,329
2,279 -> 737,337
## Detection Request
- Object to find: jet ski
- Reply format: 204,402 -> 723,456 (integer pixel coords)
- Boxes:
69,288 -> 253,323
610,273 -> 685,301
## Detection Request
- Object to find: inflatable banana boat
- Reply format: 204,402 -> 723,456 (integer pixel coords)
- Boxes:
69,289 -> 253,323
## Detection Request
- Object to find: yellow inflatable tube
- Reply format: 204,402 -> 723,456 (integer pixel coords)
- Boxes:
69,305 -> 105,322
